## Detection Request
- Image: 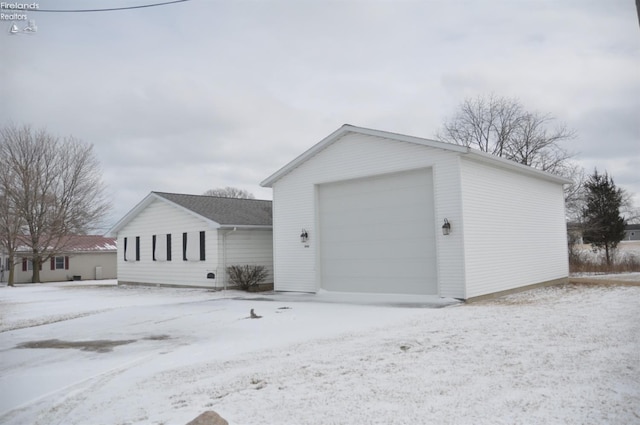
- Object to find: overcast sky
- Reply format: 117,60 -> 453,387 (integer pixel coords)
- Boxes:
1,0 -> 639,230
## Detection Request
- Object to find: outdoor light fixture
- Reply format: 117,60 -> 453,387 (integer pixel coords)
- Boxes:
300,229 -> 309,243
442,219 -> 451,236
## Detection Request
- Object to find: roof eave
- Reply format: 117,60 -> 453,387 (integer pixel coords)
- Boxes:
218,224 -> 273,229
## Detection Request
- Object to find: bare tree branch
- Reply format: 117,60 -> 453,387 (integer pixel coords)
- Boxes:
202,187 -> 255,199
437,94 -> 575,174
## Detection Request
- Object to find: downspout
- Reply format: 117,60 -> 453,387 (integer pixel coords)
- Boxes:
221,227 -> 237,291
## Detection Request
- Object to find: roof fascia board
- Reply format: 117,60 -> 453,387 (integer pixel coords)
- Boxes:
261,124 -> 468,187
348,125 -> 468,153
463,150 -> 573,185
218,224 -> 273,230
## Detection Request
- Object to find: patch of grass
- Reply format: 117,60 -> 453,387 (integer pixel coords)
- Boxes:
569,250 -> 640,274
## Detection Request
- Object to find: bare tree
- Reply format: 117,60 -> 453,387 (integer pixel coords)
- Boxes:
203,187 -> 255,199
0,124 -> 110,283
0,184 -> 24,286
563,163 -> 588,223
621,189 -> 640,224
437,94 -> 575,174
438,94 -> 524,156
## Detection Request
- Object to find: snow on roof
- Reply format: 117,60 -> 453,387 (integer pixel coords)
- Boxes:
13,235 -> 117,253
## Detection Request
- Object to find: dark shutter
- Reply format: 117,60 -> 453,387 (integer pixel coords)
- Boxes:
199,231 -> 205,261
167,234 -> 172,261
65,256 -> 69,270
182,232 -> 187,261
51,257 -> 55,270
152,235 -> 157,261
135,236 -> 140,261
22,258 -> 27,271
124,237 -> 128,261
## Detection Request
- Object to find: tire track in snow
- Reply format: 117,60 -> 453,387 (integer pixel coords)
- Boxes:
0,352 -> 158,425
0,309 -> 113,333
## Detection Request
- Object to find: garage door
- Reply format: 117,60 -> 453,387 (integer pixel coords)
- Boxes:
318,168 -> 437,295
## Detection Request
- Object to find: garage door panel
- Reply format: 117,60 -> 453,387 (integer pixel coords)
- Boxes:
322,258 -> 434,278
322,207 -> 431,228
322,186 -> 430,209
323,222 -> 435,243
325,275 -> 434,294
319,168 -> 437,295
323,239 -> 434,259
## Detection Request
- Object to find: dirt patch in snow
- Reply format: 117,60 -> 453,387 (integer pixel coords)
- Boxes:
16,334 -> 170,353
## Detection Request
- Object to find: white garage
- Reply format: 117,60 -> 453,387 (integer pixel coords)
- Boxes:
261,125 -> 570,300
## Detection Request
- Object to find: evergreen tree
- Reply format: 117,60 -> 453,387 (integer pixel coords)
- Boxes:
582,169 -> 626,266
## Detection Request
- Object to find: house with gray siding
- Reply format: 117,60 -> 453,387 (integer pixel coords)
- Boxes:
108,192 -> 272,288
261,124 -> 570,300
624,224 -> 640,241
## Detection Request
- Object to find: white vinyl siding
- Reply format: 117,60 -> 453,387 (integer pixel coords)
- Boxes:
271,132 -> 465,295
117,199 -> 219,287
219,228 -> 274,287
432,155 -> 466,298
460,157 -> 569,298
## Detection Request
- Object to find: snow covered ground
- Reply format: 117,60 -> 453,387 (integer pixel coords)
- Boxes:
0,280 -> 638,425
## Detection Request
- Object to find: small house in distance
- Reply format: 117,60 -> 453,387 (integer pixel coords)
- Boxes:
624,224 -> 640,241
261,124 -> 571,301
108,192 -> 272,288
1,235 -> 117,284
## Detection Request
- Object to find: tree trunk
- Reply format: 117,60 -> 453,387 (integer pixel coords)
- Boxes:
32,256 -> 41,283
604,243 -> 611,267
7,253 -> 15,286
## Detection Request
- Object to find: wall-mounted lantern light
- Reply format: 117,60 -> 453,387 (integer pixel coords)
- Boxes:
442,219 -> 451,236
300,229 -> 309,243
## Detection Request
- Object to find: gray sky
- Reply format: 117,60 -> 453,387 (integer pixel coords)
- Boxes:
1,0 -> 639,230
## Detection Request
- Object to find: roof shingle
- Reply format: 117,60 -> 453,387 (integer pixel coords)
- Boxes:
153,192 -> 272,226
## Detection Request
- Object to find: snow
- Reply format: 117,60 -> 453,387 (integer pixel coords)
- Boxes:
0,280 -> 638,424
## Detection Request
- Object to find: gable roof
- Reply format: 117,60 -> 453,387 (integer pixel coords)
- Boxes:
260,124 -> 572,187
108,192 -> 272,236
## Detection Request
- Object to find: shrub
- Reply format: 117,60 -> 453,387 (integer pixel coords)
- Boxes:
226,265 -> 268,291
